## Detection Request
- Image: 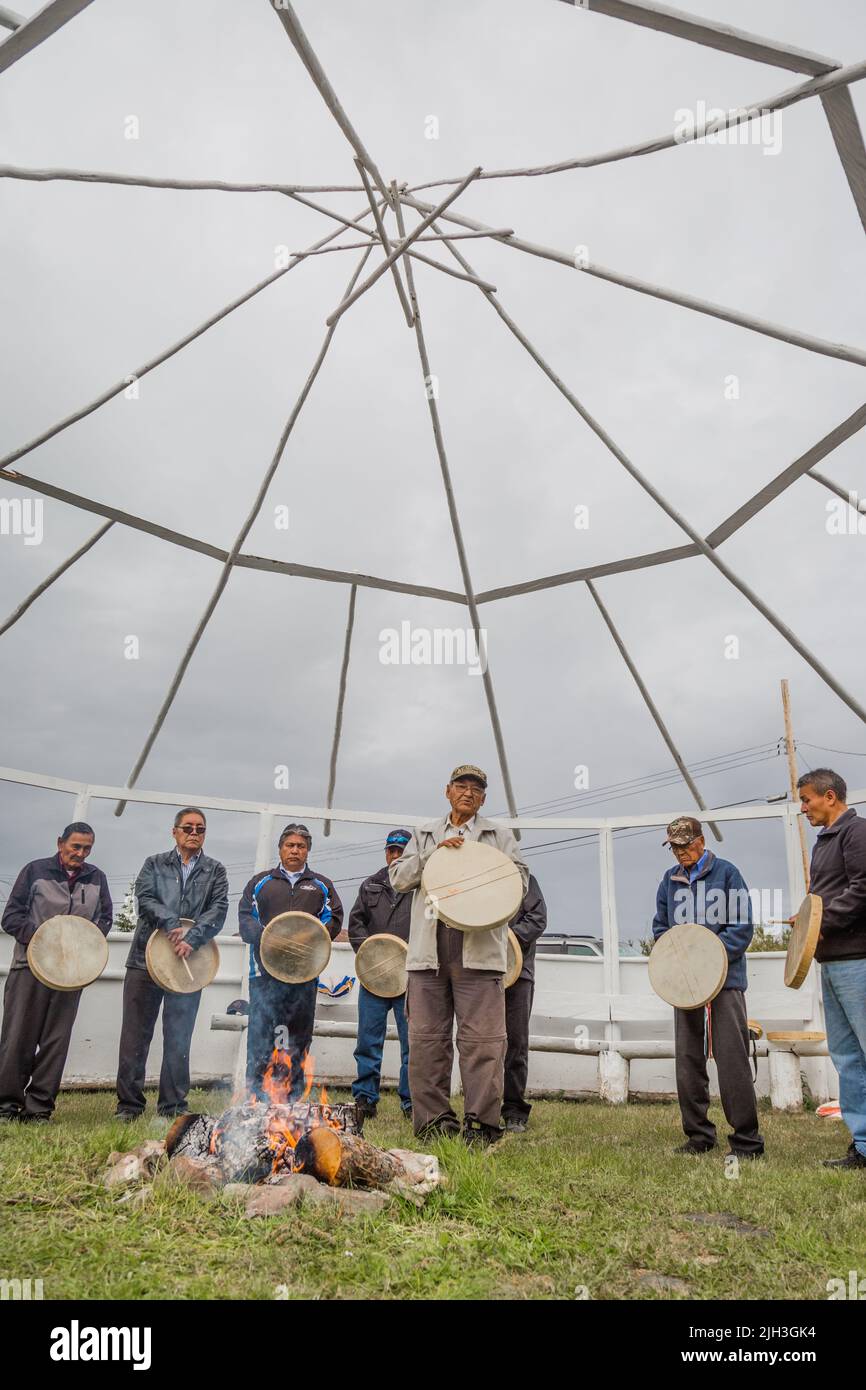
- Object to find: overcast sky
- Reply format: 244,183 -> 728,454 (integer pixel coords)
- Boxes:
1,0 -> 865,941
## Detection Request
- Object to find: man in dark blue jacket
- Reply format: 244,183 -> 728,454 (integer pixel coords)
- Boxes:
348,829 -> 413,1123
115,808 -> 228,1120
652,816 -> 763,1158
239,823 -> 343,1102
0,823 -> 112,1122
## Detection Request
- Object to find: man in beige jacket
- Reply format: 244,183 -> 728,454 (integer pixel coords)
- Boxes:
389,765 -> 528,1146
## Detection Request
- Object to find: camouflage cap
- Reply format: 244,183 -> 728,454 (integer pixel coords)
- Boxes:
449,764 -> 488,788
663,815 -> 703,847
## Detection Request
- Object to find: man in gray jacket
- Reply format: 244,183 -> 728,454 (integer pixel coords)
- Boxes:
0,823 -> 112,1122
115,807 -> 228,1120
389,765 -> 528,1146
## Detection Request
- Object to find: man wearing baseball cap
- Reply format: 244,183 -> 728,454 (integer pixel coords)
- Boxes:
390,765 -> 528,1147
348,830 -> 414,1124
652,815 -> 763,1158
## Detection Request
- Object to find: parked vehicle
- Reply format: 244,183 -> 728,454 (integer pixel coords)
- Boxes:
537,933 -> 643,958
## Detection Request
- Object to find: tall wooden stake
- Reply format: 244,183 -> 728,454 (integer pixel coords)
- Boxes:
781,678 -> 810,889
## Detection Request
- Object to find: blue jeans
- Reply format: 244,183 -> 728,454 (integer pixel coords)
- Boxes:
352,986 -> 410,1110
822,960 -> 866,1157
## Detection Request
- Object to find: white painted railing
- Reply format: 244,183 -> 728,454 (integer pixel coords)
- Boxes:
0,764 -> 852,1105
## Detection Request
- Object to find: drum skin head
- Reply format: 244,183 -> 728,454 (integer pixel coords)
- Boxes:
504,929 -> 523,989
355,933 -> 408,998
421,841 -> 523,932
784,893 -> 823,989
26,914 -> 109,992
145,923 -> 220,995
648,922 -> 728,1010
260,911 -> 332,983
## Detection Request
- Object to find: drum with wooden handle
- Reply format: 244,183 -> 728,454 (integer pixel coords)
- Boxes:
648,923 -> 728,1010
421,841 -> 523,932
145,917 -> 220,995
504,928 -> 523,989
784,893 -> 822,989
26,914 -> 109,991
260,911 -> 331,984
354,933 -> 408,998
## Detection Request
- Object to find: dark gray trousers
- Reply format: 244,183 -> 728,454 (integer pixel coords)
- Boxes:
503,977 -> 534,1121
0,967 -> 82,1117
674,987 -> 763,1154
115,967 -> 201,1116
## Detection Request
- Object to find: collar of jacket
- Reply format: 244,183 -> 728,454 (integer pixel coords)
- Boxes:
670,849 -> 716,886
817,807 -> 857,839
265,863 -> 316,882
156,847 -> 214,872
418,812 -> 499,836
52,853 -> 101,882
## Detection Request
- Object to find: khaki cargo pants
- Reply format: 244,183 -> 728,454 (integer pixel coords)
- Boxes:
406,921 -> 506,1132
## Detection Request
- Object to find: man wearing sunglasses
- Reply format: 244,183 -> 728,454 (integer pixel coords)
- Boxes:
115,807 -> 228,1121
239,823 -> 343,1102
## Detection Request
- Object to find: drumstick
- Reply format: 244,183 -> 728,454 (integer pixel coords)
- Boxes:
181,955 -> 195,983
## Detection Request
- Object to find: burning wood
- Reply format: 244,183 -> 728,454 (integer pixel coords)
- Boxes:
109,1048 -> 444,1209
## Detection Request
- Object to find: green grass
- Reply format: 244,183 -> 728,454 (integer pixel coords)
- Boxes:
1,1090 -> 864,1300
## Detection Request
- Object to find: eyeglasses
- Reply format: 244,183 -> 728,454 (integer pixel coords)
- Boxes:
178,825 -> 205,835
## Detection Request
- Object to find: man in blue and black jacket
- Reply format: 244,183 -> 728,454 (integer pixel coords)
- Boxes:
239,823 -> 343,1102
0,823 -> 112,1122
652,815 -> 763,1159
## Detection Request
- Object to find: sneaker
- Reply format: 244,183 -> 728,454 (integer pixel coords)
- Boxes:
504,1116 -> 528,1133
822,1144 -> 866,1170
463,1120 -> 504,1148
674,1140 -> 717,1155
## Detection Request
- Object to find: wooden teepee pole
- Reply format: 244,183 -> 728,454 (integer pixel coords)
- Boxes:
781,679 -> 810,889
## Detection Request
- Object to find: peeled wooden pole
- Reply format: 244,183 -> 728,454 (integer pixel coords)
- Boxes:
113,246 -> 374,814
781,679 -> 810,890
430,225 -> 866,729
0,196 -> 384,472
392,195 -> 521,833
0,520 -> 113,637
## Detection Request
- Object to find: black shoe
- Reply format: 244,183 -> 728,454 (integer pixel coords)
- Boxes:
674,1140 -> 717,1155
728,1148 -> 764,1160
417,1118 -> 461,1141
0,1110 -> 21,1124
463,1120 -> 504,1148
823,1144 -> 866,1170
504,1116 -> 528,1133
354,1099 -> 378,1123
157,1107 -> 190,1120
115,1111 -> 143,1124
400,1107 -> 413,1122
20,1112 -> 51,1125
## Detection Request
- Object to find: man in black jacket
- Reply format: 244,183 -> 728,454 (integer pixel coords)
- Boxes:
797,769 -> 866,1171
238,823 -> 343,1102
501,874 -> 547,1132
348,830 -> 413,1122
0,823 -> 112,1122
115,808 -> 228,1120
